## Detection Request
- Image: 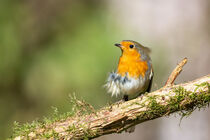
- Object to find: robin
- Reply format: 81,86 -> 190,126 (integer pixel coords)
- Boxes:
105,40 -> 153,132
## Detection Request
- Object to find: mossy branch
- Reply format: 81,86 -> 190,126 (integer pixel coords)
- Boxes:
12,59 -> 210,140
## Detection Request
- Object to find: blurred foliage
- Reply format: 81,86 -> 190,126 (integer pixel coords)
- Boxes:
0,0 -> 167,139
0,1 -> 116,138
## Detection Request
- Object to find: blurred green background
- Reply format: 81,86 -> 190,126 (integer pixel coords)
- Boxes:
0,0 -> 209,140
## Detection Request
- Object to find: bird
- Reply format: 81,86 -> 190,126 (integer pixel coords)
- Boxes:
105,40 -> 153,132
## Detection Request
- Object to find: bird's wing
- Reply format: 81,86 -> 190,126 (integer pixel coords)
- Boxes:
141,46 -> 151,54
146,70 -> 153,93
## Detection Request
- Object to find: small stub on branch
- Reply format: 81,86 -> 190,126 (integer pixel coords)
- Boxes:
165,58 -> 188,86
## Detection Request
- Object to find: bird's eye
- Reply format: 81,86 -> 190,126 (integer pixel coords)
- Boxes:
129,45 -> 134,49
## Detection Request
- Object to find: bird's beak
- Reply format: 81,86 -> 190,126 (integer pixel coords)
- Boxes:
114,43 -> 121,48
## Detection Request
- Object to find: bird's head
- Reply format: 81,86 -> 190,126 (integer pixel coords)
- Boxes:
114,40 -> 150,56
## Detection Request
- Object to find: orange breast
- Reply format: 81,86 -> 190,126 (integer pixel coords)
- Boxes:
117,52 -> 148,78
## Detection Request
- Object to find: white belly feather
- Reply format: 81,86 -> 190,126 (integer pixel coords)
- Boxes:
105,72 -> 151,99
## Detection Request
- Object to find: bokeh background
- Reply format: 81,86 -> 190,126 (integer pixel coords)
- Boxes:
0,0 -> 210,139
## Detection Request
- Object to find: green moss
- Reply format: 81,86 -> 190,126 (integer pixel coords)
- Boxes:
140,95 -> 168,119
66,122 -> 98,140
173,83 -> 209,116
10,83 -> 209,139
82,128 -> 99,139
10,94 -> 95,139
66,124 -> 77,135
11,120 -> 40,139
139,82 -> 210,121
39,129 -> 59,139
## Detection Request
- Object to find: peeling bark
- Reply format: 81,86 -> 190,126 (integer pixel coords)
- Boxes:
13,59 -> 210,140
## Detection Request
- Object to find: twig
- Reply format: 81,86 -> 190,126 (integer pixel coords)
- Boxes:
165,58 -> 188,86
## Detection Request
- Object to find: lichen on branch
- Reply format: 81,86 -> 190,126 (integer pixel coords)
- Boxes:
11,58 -> 210,140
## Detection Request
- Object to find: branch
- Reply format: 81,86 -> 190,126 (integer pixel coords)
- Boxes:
12,59 -> 210,140
165,58 -> 188,86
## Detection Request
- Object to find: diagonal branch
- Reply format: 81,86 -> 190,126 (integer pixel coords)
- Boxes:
165,58 -> 188,86
12,59 -> 210,140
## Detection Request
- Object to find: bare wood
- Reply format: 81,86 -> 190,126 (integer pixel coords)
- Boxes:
165,58 -> 188,86
14,74 -> 210,140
